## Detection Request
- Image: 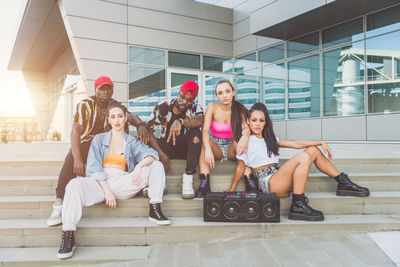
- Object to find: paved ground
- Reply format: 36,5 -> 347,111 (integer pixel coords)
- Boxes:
55,232 -> 397,267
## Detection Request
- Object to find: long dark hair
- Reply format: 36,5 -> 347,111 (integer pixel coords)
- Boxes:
249,103 -> 279,157
215,80 -> 248,142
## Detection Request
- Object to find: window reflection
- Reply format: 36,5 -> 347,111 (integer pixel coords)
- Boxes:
260,64 -> 285,120
235,69 -> 258,110
288,55 -> 320,119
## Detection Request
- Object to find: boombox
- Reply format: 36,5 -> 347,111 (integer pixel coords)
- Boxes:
203,192 -> 280,222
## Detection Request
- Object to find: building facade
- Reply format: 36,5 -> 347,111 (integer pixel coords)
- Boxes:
8,0 -> 400,141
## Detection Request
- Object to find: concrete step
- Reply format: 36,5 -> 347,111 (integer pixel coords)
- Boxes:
0,246 -> 150,266
1,173 -> 399,196
1,214 -> 400,248
1,192 -> 400,219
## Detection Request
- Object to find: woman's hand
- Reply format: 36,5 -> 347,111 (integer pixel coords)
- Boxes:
320,142 -> 333,160
205,147 -> 215,169
132,165 -> 142,187
236,136 -> 249,156
104,189 -> 117,209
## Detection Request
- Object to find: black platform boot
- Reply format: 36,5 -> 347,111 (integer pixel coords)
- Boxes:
148,203 -> 171,225
244,173 -> 258,192
288,194 -> 324,221
57,231 -> 75,259
195,174 -> 210,198
335,173 -> 370,197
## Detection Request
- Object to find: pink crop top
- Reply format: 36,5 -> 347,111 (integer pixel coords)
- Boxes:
210,121 -> 233,138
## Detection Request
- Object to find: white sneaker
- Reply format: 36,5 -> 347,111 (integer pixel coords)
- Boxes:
47,203 -> 62,226
182,173 -> 195,199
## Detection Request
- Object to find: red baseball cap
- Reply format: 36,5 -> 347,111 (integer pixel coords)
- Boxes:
180,80 -> 199,98
95,76 -> 114,89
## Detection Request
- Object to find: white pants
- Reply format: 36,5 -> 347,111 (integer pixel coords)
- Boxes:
62,160 -> 165,231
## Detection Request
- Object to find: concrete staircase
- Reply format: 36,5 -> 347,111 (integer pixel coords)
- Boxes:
1,143 -> 400,266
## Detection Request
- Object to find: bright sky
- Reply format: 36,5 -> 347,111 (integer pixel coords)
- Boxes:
0,0 -> 34,117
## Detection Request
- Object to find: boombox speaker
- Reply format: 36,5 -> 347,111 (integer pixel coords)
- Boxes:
203,192 -> 280,222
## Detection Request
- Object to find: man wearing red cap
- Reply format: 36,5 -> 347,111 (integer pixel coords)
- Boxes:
147,80 -> 204,199
47,76 -> 150,226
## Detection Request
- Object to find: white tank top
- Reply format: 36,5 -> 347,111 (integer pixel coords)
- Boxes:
236,135 -> 279,168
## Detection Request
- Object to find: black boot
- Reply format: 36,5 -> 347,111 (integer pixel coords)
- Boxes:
195,174 -> 210,198
57,231 -> 75,259
288,194 -> 324,221
335,173 -> 370,197
244,174 -> 258,192
149,203 -> 171,225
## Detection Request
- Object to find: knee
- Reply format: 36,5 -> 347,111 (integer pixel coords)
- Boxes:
152,160 -> 164,172
304,146 -> 321,159
192,136 -> 200,144
65,178 -> 81,192
297,151 -> 312,164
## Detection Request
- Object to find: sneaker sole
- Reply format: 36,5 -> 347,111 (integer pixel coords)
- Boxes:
47,218 -> 62,227
336,189 -> 370,197
57,246 -> 75,259
148,217 -> 171,225
288,212 -> 324,221
182,193 -> 195,199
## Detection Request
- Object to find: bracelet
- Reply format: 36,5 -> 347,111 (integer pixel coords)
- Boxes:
178,118 -> 184,125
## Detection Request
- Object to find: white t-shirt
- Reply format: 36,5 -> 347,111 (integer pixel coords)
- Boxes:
236,135 -> 279,168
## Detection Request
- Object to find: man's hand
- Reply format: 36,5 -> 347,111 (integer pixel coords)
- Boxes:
137,124 -> 150,144
159,152 -> 171,173
104,189 -> 117,209
166,119 -> 182,145
132,166 -> 142,187
73,158 -> 86,177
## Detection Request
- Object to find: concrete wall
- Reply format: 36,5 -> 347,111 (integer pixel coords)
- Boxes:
58,0 -> 233,106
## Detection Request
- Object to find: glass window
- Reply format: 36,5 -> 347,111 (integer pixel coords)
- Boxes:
368,83 -> 400,113
367,4 -> 400,37
128,46 -> 165,66
235,69 -> 258,110
258,43 -> 284,63
128,66 -> 166,122
168,52 -> 200,69
366,31 -> 400,81
203,56 -> 233,73
288,32 -> 319,58
288,55 -> 320,119
234,53 -> 260,73
260,64 -> 285,120
322,18 -> 363,49
323,43 -> 365,116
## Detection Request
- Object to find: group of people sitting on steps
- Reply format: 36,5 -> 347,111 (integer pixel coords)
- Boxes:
50,76 -> 370,259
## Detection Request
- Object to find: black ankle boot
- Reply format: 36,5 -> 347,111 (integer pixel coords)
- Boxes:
148,203 -> 171,225
195,173 -> 210,198
245,173 -> 258,192
288,194 -> 324,221
57,231 -> 75,259
335,173 -> 370,197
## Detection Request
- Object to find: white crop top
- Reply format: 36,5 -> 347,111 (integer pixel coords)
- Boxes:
236,135 -> 279,168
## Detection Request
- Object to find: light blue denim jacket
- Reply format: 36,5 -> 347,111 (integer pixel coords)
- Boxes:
86,130 -> 159,180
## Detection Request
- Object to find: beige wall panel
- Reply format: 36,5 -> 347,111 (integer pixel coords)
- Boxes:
85,80 -> 128,102
233,18 -> 250,40
127,6 -> 232,41
78,59 -> 128,85
46,46 -> 76,84
72,38 -> 127,63
367,113 -> 400,141
250,0 -> 326,34
22,71 -> 46,82
256,36 -> 282,50
322,116 -> 366,141
287,118 -> 321,140
60,0 -> 127,24
127,0 -> 232,24
233,0 -> 275,24
272,120 -> 287,140
233,35 -> 256,57
128,26 -> 232,58
64,16 -> 127,43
